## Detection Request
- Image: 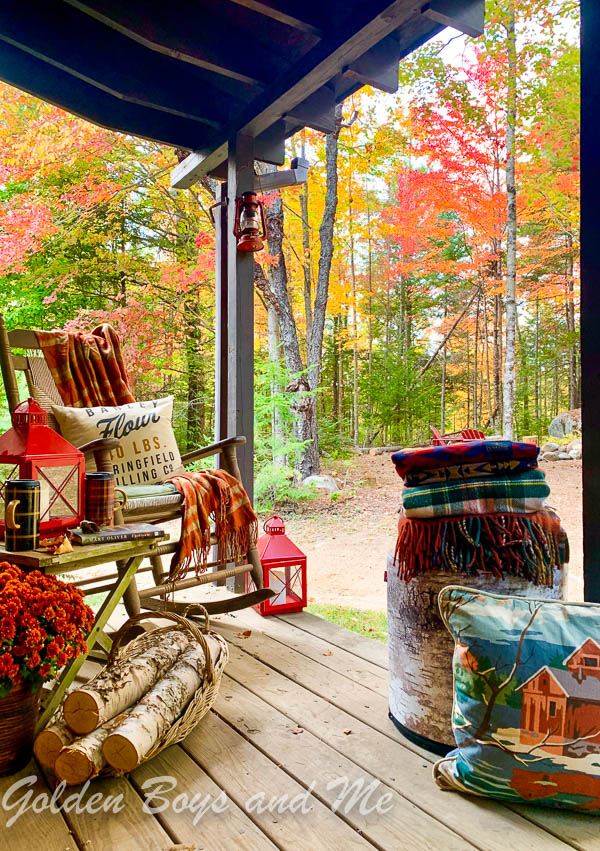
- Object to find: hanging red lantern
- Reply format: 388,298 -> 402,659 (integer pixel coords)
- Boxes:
0,398 -> 85,536
233,191 -> 267,252
246,515 -> 307,616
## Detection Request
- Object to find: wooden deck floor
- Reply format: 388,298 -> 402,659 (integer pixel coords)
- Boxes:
2,605 -> 600,851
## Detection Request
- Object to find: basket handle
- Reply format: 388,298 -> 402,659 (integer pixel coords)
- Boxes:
108,609 -> 215,683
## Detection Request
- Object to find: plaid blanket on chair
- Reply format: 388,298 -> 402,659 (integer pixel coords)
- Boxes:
167,470 -> 258,581
35,324 -> 135,407
402,470 -> 550,519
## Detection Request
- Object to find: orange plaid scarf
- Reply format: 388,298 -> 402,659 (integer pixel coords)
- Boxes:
167,470 -> 258,581
35,324 -> 134,407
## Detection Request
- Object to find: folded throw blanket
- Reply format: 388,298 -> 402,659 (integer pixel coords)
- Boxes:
401,470 -> 550,519
404,458 -> 537,487
167,469 -> 258,581
392,440 -> 539,480
35,324 -> 135,407
394,509 -> 568,586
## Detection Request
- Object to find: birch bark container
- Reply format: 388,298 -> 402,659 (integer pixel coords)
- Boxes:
386,554 -> 567,754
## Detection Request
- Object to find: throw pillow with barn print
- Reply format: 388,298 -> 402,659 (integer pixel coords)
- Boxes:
52,396 -> 184,486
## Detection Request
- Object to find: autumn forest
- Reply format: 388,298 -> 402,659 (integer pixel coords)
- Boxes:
0,1 -> 579,497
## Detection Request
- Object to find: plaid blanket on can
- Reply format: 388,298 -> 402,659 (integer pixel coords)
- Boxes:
167,469 -> 258,581
35,324 -> 135,407
394,510 -> 568,586
402,469 -> 550,519
392,440 -> 539,480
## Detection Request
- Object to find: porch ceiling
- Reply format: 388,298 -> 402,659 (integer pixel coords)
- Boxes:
0,0 -> 484,184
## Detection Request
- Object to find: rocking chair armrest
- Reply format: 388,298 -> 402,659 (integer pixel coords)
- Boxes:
181,436 -> 246,464
78,437 -> 120,475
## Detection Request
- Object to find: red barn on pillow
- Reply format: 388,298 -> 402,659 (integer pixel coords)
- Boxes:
517,639 -> 600,755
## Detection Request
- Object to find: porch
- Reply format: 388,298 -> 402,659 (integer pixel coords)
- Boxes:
2,602 -> 598,851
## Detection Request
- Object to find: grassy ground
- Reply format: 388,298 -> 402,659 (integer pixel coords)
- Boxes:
307,603 -> 388,643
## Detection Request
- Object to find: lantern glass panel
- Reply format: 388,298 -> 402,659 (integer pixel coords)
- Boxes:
0,463 -> 20,521
268,565 -> 304,607
37,464 -> 80,519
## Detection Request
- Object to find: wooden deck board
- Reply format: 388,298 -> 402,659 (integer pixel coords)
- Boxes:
0,761 -> 77,851
220,646 -> 573,851
2,607 -> 597,850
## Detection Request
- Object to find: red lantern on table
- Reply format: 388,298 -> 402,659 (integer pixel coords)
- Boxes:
0,398 -> 85,536
247,515 -> 307,616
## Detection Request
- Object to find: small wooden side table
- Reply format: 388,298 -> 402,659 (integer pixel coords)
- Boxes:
0,534 -> 170,732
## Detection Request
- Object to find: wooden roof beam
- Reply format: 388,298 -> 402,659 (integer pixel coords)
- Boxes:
422,0 -> 485,39
342,34 -> 402,94
64,0 -> 270,86
226,0 -> 323,37
171,121 -> 286,189
0,2 -> 231,129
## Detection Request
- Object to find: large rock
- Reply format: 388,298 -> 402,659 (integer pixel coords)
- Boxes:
558,452 -> 571,460
302,474 -> 339,494
569,448 -> 582,460
567,438 -> 582,453
541,442 -> 560,453
548,408 -> 581,438
542,451 -> 560,462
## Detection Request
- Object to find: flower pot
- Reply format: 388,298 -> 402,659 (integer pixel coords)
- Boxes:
0,679 -> 40,775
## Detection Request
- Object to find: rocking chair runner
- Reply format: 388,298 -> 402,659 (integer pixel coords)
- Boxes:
0,314 -> 269,616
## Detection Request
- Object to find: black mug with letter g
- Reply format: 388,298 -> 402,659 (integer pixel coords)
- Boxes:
4,479 -> 41,552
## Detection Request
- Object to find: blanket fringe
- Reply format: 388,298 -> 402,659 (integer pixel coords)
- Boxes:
394,512 -> 568,587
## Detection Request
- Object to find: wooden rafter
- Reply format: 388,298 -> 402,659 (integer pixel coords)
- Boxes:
225,0 -> 323,37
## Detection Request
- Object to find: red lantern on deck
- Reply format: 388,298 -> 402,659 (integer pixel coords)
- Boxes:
0,398 -> 85,536
233,191 -> 267,252
247,515 -> 307,616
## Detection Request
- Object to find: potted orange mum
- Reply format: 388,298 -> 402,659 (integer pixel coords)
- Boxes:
0,562 -> 94,774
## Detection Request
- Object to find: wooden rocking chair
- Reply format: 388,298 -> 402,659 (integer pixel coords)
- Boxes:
0,314 -> 271,617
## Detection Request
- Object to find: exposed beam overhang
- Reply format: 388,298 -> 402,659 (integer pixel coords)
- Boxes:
422,0 -> 485,39
172,0 -> 430,188
0,39 -> 218,151
63,0 -> 269,85
0,2 -> 232,129
226,0 -> 323,37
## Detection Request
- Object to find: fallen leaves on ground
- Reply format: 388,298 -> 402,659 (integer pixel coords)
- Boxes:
236,630 -> 252,638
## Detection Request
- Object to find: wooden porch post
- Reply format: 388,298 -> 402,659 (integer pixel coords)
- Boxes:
215,180 -> 228,445
225,134 -> 255,593
226,133 -> 255,503
581,1 -> 600,601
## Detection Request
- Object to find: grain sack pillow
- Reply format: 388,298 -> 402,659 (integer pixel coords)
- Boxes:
52,396 -> 184,486
435,586 -> 600,813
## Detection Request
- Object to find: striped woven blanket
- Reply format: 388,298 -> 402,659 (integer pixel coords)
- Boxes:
404,458 -> 537,487
392,440 -> 539,480
402,469 -> 550,519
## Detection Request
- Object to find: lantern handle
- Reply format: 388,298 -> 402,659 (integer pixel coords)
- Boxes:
263,514 -> 284,533
258,196 -> 267,239
5,500 -> 20,530
233,196 -> 243,239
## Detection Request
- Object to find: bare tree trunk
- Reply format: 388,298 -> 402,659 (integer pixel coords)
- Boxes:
502,2 -> 518,440
255,105 -> 342,480
441,299 -> 447,432
299,130 -> 313,340
565,235 -> 577,410
348,191 -> 359,445
483,295 -> 493,427
267,304 -> 285,465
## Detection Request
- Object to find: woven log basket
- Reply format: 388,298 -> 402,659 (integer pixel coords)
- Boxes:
71,607 -> 228,774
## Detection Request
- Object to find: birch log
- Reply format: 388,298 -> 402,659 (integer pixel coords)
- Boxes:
54,711 -> 130,786
34,717 -> 75,772
63,630 -> 191,735
102,636 -> 223,773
